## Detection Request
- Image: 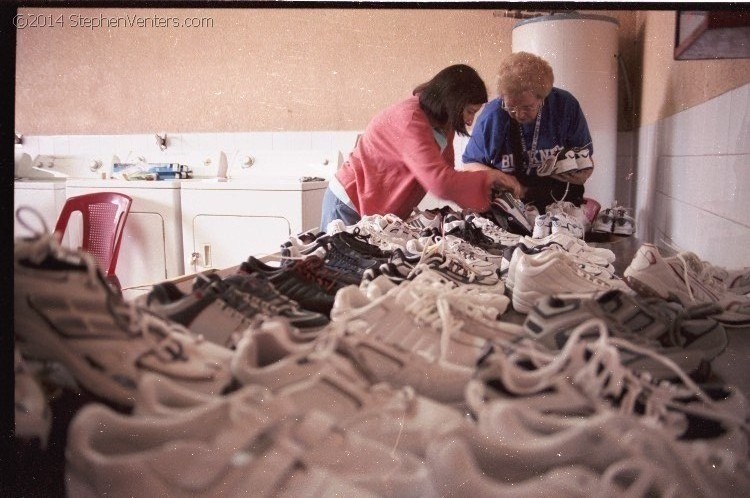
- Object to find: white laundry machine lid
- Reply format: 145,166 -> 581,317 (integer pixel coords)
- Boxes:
65,178 -> 183,189
180,177 -> 328,191
14,179 -> 67,190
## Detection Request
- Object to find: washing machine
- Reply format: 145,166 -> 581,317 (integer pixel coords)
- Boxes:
181,149 -> 340,274
13,153 -> 110,238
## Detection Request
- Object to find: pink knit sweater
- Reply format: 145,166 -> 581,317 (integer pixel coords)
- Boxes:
335,95 -> 493,220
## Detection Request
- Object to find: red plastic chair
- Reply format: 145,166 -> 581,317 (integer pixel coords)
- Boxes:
54,192 -> 132,293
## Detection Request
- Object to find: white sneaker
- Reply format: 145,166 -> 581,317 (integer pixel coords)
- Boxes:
537,144 -> 594,177
624,244 -> 750,327
14,234 -> 234,407
66,395 -> 429,497
414,244 -> 504,288
466,214 -> 522,247
406,235 -> 503,273
354,213 -> 422,251
466,319 -> 750,448
532,213 -> 552,239
427,434 -> 631,497
550,212 -> 585,239
519,231 -> 616,267
675,251 -> 750,296
506,245 -> 603,293
508,248 -> 627,314
231,327 -> 473,457
330,285 -> 481,401
612,207 -> 636,235
593,207 -> 615,233
474,402 -> 750,497
14,347 -> 52,449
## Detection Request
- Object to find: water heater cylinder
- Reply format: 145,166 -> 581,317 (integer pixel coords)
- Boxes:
512,13 -> 619,207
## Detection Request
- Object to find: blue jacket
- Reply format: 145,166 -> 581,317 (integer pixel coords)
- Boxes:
462,87 -> 593,177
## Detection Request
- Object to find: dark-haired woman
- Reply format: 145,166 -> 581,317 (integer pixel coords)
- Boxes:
320,64 -> 522,230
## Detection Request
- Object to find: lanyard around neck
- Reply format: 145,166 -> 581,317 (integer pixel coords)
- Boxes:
518,101 -> 543,174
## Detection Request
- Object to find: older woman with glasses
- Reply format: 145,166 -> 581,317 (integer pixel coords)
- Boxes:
320,64 -> 523,231
462,52 -> 594,210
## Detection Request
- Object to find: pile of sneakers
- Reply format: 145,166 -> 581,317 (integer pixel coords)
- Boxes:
14,206 -> 750,497
594,202 -> 636,236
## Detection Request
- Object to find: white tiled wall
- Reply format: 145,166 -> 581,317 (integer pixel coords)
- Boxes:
627,83 -> 750,268
15,131 -> 362,168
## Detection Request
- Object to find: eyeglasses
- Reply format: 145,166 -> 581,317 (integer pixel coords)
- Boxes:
501,99 -> 543,115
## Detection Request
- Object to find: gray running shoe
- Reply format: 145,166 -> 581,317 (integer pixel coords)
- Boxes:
624,244 -> 750,327
523,290 -> 728,380
14,234 -> 233,407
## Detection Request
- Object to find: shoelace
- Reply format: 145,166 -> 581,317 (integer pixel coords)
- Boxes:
507,319 -> 749,435
309,329 -> 380,385
115,302 -> 199,363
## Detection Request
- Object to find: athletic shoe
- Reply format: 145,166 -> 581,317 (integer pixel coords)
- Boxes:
465,214 -> 522,247
546,200 -> 589,230
522,290 -> 728,379
536,143 -> 594,177
532,213 -> 552,239
360,248 -> 418,285
144,278 -> 264,348
407,235 -> 503,274
550,212 -> 585,239
240,256 -> 344,315
612,207 -> 636,236
445,215 -> 512,257
466,319 -> 750,447
353,213 -> 422,251
230,327 -> 474,452
328,287 -> 481,402
219,272 -> 330,330
593,207 -> 615,233
66,395 -> 430,497
624,244 -> 750,327
466,401 -> 748,497
279,230 -> 327,258
506,243 -> 617,295
508,247 -> 628,313
518,231 -> 616,267
674,252 -> 750,296
332,272 -> 516,376
486,190 -> 533,235
416,248 -> 502,287
14,234 -> 233,407
14,347 -> 52,449
427,431 -> 689,497
404,206 -> 452,232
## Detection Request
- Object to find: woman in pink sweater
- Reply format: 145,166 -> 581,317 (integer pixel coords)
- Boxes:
320,64 -> 522,230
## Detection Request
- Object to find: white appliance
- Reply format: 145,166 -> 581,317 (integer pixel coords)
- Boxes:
14,153 -> 110,237
64,178 -> 184,301
512,12 -> 619,207
181,149 -> 340,274
62,151 -> 226,300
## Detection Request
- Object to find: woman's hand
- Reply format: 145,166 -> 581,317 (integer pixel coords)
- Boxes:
487,169 -> 524,199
